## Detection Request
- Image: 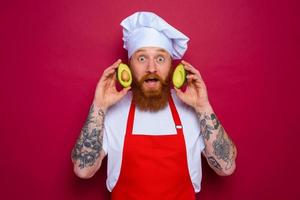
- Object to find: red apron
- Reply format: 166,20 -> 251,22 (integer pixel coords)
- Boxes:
111,96 -> 195,200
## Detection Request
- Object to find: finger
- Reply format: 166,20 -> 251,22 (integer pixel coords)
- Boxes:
119,86 -> 131,97
186,73 -> 202,85
102,59 -> 122,78
182,60 -> 203,79
186,74 -> 204,88
187,74 -> 202,83
108,72 -> 117,88
187,77 -> 195,87
111,59 -> 122,69
182,60 -> 197,71
182,60 -> 193,67
185,66 -> 204,81
101,60 -> 122,82
182,63 -> 200,76
105,59 -> 122,71
174,87 -> 185,100
100,68 -> 116,84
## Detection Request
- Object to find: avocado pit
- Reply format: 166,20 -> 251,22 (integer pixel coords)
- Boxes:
117,63 -> 132,88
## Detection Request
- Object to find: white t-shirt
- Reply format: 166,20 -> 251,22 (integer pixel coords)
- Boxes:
102,90 -> 205,193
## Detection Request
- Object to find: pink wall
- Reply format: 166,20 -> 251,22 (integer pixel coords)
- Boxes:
1,0 -> 299,199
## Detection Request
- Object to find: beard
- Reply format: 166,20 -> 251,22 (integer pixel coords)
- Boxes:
131,70 -> 173,112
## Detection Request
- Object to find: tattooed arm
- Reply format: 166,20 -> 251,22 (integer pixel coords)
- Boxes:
174,60 -> 237,176
196,105 -> 237,176
71,102 -> 106,179
71,59 -> 130,179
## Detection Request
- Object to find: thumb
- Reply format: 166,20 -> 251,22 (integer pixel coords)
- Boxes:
174,88 -> 185,101
119,86 -> 131,97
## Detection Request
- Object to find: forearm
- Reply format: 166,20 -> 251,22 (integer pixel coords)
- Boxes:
196,105 -> 237,176
71,101 -> 106,178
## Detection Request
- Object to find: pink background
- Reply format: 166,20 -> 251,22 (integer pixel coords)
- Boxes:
1,0 -> 299,199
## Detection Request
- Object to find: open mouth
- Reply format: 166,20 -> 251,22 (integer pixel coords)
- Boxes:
145,78 -> 159,83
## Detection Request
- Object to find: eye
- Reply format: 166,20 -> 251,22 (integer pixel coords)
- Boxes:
138,56 -> 146,62
157,56 -> 165,63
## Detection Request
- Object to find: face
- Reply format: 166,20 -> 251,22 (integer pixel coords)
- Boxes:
129,47 -> 172,97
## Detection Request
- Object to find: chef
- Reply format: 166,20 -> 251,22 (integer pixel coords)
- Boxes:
71,11 -> 237,200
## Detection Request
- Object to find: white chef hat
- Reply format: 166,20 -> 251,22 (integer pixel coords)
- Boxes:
120,11 -> 189,60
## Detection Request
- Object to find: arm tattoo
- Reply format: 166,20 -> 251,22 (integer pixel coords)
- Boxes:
197,112 -> 220,140
72,104 -> 105,169
212,127 -> 235,170
207,156 -> 222,171
198,111 -> 236,171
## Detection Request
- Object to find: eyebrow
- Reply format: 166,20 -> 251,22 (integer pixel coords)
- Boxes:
134,48 -> 169,54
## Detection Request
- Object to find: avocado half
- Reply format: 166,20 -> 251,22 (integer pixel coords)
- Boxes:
117,63 -> 132,88
172,63 -> 186,89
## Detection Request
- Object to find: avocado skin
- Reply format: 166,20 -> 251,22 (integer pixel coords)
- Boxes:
172,64 -> 186,88
117,63 -> 132,88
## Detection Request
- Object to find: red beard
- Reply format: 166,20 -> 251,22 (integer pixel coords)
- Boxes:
131,70 -> 172,112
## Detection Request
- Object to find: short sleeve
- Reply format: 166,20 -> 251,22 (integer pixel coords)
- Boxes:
199,134 -> 206,152
102,126 -> 108,156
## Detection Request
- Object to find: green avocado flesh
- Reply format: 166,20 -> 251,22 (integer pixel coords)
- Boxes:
117,63 -> 132,88
172,64 -> 186,88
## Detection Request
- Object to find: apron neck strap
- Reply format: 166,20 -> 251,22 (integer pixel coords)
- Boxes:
125,95 -> 183,134
168,96 -> 183,130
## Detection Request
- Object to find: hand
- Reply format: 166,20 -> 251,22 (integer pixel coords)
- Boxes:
174,60 -> 211,111
93,59 -> 131,111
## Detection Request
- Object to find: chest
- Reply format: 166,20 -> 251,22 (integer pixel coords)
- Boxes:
132,106 -> 177,135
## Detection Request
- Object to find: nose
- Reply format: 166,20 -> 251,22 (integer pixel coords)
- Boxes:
146,59 -> 157,73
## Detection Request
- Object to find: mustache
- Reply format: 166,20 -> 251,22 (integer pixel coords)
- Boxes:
139,73 -> 168,85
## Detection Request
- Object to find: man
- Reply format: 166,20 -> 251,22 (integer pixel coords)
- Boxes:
71,12 -> 237,200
